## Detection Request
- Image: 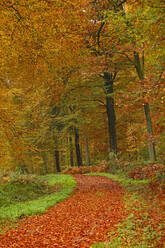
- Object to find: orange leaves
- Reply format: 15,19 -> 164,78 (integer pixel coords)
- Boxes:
0,175 -> 125,248
61,161 -> 110,175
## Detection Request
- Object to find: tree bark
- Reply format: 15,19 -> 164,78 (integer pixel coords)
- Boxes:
144,103 -> 156,162
104,72 -> 117,154
74,127 -> 82,167
69,136 -> 74,167
41,151 -> 48,174
55,150 -> 61,172
85,138 -> 90,166
134,51 -> 156,162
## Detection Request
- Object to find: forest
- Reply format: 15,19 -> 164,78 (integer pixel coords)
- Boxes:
0,0 -> 164,247
0,0 -> 164,173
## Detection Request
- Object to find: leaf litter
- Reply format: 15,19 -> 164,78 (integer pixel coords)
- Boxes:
0,175 -> 127,248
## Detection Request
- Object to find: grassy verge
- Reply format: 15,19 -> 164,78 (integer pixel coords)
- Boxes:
0,174 -> 76,231
86,173 -> 165,248
86,172 -> 150,189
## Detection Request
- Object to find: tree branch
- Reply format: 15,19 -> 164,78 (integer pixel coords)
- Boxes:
112,71 -> 117,81
117,51 -> 135,65
97,21 -> 105,48
2,1 -> 22,21
93,99 -> 106,106
157,67 -> 165,83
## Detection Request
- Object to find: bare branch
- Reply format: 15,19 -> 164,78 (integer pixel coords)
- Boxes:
157,67 -> 165,83
93,99 -> 106,106
2,1 -> 22,21
117,51 -> 135,65
97,21 -> 105,48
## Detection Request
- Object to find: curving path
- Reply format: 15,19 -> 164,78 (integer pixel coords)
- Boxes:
0,175 -> 126,248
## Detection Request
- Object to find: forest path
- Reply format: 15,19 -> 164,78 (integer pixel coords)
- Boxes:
0,175 -> 126,248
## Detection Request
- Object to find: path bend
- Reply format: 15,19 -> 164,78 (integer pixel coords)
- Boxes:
0,175 -> 125,248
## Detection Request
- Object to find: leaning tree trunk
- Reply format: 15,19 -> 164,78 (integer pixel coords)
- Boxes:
74,127 -> 82,167
104,72 -> 117,154
134,51 -> 156,162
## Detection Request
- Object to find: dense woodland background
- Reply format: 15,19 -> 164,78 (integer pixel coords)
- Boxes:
0,0 -> 164,174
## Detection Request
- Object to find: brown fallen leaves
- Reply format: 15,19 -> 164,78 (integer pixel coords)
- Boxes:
0,175 -> 126,248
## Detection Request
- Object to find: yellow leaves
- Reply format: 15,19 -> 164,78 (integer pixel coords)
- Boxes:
7,88 -> 24,98
126,123 -> 143,153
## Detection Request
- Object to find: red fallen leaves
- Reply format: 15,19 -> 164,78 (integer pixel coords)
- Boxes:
0,175 -> 126,248
128,163 -> 165,180
61,161 -> 110,175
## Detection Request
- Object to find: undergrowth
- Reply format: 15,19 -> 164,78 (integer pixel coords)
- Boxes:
0,175 -> 54,207
0,174 -> 76,232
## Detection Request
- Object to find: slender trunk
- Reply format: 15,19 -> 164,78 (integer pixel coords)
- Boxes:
69,136 -> 74,167
85,138 -> 90,165
31,163 -> 34,174
144,103 -> 156,162
41,152 -> 48,174
74,127 -> 82,167
134,51 -> 156,162
54,136 -> 61,172
104,72 -> 117,154
55,150 -> 61,172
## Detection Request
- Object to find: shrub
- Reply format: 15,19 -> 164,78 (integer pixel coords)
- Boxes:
128,163 -> 165,195
91,161 -> 109,173
128,163 -> 165,180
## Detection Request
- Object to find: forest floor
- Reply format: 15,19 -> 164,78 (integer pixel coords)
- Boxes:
0,175 -> 127,248
0,174 -> 164,248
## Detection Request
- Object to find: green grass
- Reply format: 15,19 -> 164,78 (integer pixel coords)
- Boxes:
0,174 -> 76,230
86,172 -> 150,192
0,177 -> 53,207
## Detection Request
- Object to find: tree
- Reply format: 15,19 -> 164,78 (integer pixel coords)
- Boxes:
104,0 -> 165,161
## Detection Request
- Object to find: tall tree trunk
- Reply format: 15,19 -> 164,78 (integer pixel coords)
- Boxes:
69,136 -> 74,167
104,72 -> 117,154
54,136 -> 61,172
134,51 -> 156,162
55,150 -> 61,172
85,138 -> 90,165
74,127 -> 82,167
144,103 -> 156,162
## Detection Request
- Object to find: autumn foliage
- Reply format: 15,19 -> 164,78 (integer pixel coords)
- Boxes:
0,0 -> 164,174
0,1 -> 164,247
